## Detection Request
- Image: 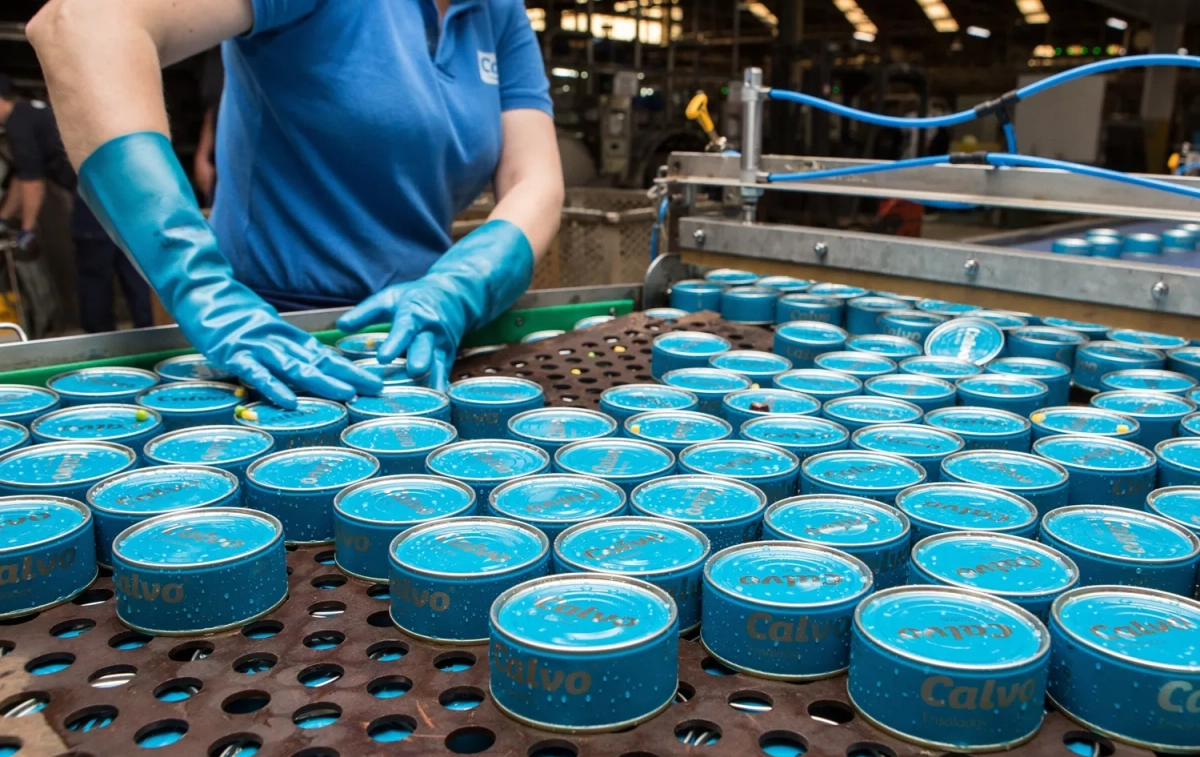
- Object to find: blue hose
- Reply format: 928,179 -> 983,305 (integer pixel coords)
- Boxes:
1002,123 -> 1018,153
649,194 -> 669,260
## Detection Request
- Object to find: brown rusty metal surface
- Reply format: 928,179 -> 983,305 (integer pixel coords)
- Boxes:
0,313 -> 1153,757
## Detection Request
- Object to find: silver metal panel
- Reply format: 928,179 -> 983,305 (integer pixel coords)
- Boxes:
666,152 -> 1200,222
680,216 -> 1198,315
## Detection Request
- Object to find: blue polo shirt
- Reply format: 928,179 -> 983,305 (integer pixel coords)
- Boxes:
211,0 -> 552,310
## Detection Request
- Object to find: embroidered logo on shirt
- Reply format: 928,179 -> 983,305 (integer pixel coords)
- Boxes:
478,52 -> 499,85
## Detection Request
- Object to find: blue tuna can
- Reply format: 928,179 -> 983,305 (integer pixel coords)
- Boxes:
972,310 -> 1030,340
660,368 -> 750,416
1124,232 -> 1163,256
812,351 -> 896,380
427,439 -> 550,503
111,507 -> 287,635
774,369 -> 862,401
520,330 -> 565,344
864,374 -> 956,413
1101,368 -> 1197,396
1088,228 -> 1124,243
507,407 -> 617,454
917,299 -> 981,317
0,441 -> 136,502
624,410 -> 731,454
643,307 -> 688,322
925,406 -> 1032,452
448,377 -> 545,440
1164,228 -> 1197,254
703,541 -> 873,680
0,496 -> 96,618
846,296 -> 911,336
845,334 -> 922,361
333,475 -> 476,581
245,447 -> 379,544
1030,405 -> 1140,442
0,385 -> 60,428
153,354 -> 236,383
955,375 -> 1049,418
763,494 -> 910,589
87,464 -> 239,566
553,516 -> 709,633
848,585 -> 1050,751
1052,237 -> 1091,255
896,482 -> 1039,543
1146,486 -> 1200,538
554,438 -> 674,496
46,367 -> 159,407
598,384 -> 699,424
881,311 -> 948,345
1074,341 -> 1166,393
775,294 -> 844,326
340,416 -> 458,476
757,275 -> 813,293
335,331 -> 386,359
739,415 -> 850,463
709,350 -> 792,387
1048,586 -> 1200,753
390,516 -> 550,644
677,440 -> 800,504
720,286 -> 778,325
489,573 -> 678,732
573,315 -> 614,331
801,450 -> 926,506
1039,506 -> 1200,594
353,358 -> 415,387
488,473 -> 626,542
1088,236 -> 1122,258
135,381 -> 243,432
925,318 -> 1006,365
1109,328 -> 1189,351
821,396 -> 923,434
811,283 -> 870,301
344,387 -> 451,425
30,404 -> 162,457
669,279 -> 723,313
1157,437 -> 1200,489
772,321 -> 848,369
1093,390 -> 1195,448
0,420 -> 29,456
850,423 -> 964,483
909,532 -> 1078,621
1168,346 -> 1200,381
986,357 -> 1072,407
236,398 -> 349,448
630,474 -> 767,550
706,268 -> 759,287
721,388 -> 821,430
651,331 -> 731,379
898,355 -> 981,381
1042,316 -> 1109,340
143,425 -> 275,486
1185,412 -> 1200,438
940,449 -> 1068,516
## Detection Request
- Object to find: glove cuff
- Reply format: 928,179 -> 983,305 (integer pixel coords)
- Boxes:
429,219 -> 534,331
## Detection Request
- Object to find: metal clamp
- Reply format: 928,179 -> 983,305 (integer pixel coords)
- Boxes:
0,322 -> 27,343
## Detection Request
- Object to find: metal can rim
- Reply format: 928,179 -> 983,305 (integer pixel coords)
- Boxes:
340,416 -> 459,456
599,384 -> 699,409
703,540 -> 874,609
0,419 -> 29,448
46,367 -> 159,398
552,515 -> 711,577
709,350 -> 792,370
623,411 -> 732,445
801,449 -> 927,492
629,474 -> 768,525
488,473 -> 627,525
660,368 -> 751,394
925,406 -> 1032,436
30,403 -> 163,442
1033,434 -> 1156,474
910,530 -> 1080,598
955,374 -> 1049,398
822,395 -> 924,422
651,330 -> 732,356
940,450 -> 1068,490
0,494 -> 94,552
777,293 -> 840,308
1009,325 -> 1089,346
246,446 -> 381,493
925,318 -> 1005,365
740,415 -> 851,447
0,440 -> 137,488
849,424 -> 965,461
555,439 -> 675,482
846,688 -> 1042,753
1041,505 -> 1200,565
986,356 -> 1071,377
678,440 -> 801,481
764,494 -> 911,549
896,482 -> 1039,530
111,506 -> 285,570
1078,340 -> 1167,363
429,440 -> 550,482
1092,389 -> 1197,417
134,381 -> 243,413
345,387 -> 450,418
87,465 -> 240,515
864,373 -> 956,398
446,375 -> 545,405
152,354 -> 234,380
236,398 -> 349,430
389,515 -> 549,579
815,351 -> 898,370
143,425 -> 274,466
507,407 -> 618,443
1101,367 -> 1197,390
776,320 -> 850,342
333,474 -> 477,526
670,278 -> 724,293
1146,485 -> 1200,528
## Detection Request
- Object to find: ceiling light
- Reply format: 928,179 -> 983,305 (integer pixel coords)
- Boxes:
966,26 -> 990,38
1106,17 -> 1128,31
551,67 -> 580,78
914,0 -> 957,31
1033,44 -> 1055,57
1015,0 -> 1042,13
933,18 -> 959,32
923,3 -> 951,19
1025,12 -> 1050,24
853,31 -> 875,42
832,1 -> 879,44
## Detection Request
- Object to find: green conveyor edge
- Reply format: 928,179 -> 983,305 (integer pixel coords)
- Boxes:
0,300 -> 635,387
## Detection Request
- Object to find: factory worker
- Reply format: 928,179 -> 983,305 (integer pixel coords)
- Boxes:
28,0 -> 564,404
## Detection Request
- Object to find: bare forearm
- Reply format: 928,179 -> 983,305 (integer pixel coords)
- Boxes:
18,180 -> 45,231
490,176 -> 563,262
490,109 -> 564,261
0,186 -> 19,222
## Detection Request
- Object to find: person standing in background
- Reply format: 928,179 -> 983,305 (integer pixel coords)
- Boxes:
193,47 -> 223,207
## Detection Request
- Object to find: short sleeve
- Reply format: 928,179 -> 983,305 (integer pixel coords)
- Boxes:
7,109 -> 45,181
245,0 -> 325,36
495,1 -> 552,114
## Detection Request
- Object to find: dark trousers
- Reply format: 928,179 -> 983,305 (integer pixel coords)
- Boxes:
74,235 -> 153,333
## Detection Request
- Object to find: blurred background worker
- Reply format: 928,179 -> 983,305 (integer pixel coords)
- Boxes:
28,0 -> 564,406
0,74 -> 151,334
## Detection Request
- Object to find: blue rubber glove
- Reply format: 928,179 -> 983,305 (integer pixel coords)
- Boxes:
78,132 -> 382,408
337,220 -> 534,391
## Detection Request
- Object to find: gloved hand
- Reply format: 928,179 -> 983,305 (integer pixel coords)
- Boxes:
78,132 -> 382,408
337,220 -> 534,391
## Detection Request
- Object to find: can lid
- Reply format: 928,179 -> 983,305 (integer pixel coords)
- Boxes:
877,291 -> 924,304
490,474 -> 626,524
1041,506 -> 1200,563
0,385 -> 59,418
519,330 -> 567,344
239,398 -> 348,430
652,331 -> 732,358
0,441 -> 136,487
916,299 -> 982,316
136,381 -> 242,413
144,426 -> 274,466
47,367 -> 158,398
925,407 -> 1030,438
508,407 -> 617,444
896,482 -> 1038,533
709,350 -> 792,376
0,420 -> 28,453
1042,317 -> 1109,337
1087,228 -> 1124,240
643,308 -> 688,321
352,359 -> 415,386
801,450 -> 926,491
1101,369 -> 1197,394
672,278 -> 724,293
911,532 -> 1078,597
1170,346 -> 1200,368
334,475 -> 475,525
1186,411 -> 1200,436
705,268 -> 759,286
865,374 -> 956,400
625,411 -> 731,446
849,295 -> 910,313
774,369 -> 862,397
740,415 -> 850,451
631,474 -> 766,523
1052,587 -> 1200,672
846,335 -> 922,359
897,356 -> 981,379
344,387 -> 448,419
555,439 -> 674,481
986,357 -> 1071,380
1156,437 -> 1200,473
491,574 -> 676,652
341,417 -> 458,455
764,494 -> 908,547
723,285 -> 777,302
1092,390 -> 1195,418
600,384 -> 698,412
851,424 -> 964,461
705,541 -> 873,607
1011,325 -> 1088,346
940,450 -> 1067,490
427,440 -> 549,482
756,276 -> 813,293
955,375 -> 1048,399
810,283 -> 869,300
153,354 -> 236,382
813,351 -> 896,377
778,293 -> 840,310
972,311 -> 1030,330
574,315 -> 615,330
31,404 -> 161,442
1077,340 -> 1165,364
113,508 -> 281,568
389,516 -> 548,577
822,396 -> 923,425
0,496 -> 91,550
1146,486 -> 1200,535
1107,328 -> 1189,350
661,368 -> 751,395
882,311 -> 947,327
88,465 -> 238,515
678,440 -> 799,480
554,516 -> 710,576
925,318 -> 1005,365
775,321 -> 848,346
1029,406 -> 1139,437
336,332 -> 385,355
248,447 -> 379,491
724,388 -> 821,417
855,586 -> 1049,669
447,376 -> 544,405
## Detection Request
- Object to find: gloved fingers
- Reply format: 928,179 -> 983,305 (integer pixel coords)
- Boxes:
406,330 -> 436,379
315,350 -> 384,396
427,346 -> 454,393
337,289 -> 399,333
225,352 -> 298,410
377,311 -> 420,366
259,349 -> 359,402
